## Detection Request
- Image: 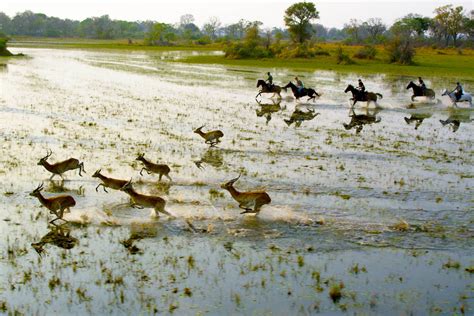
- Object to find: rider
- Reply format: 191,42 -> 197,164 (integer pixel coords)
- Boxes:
295,76 -> 304,94
266,72 -> 273,89
418,77 -> 426,95
451,82 -> 463,101
357,79 -> 366,98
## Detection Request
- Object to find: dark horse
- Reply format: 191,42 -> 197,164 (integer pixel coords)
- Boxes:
256,80 -> 282,99
283,81 -> 320,102
344,84 -> 382,107
406,81 -> 435,101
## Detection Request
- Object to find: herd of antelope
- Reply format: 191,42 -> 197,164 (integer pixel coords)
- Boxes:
31,126 -> 271,225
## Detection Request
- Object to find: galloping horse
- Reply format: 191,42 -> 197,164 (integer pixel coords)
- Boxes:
441,89 -> 472,107
256,80 -> 282,99
283,81 -> 320,102
406,81 -> 435,101
344,84 -> 382,107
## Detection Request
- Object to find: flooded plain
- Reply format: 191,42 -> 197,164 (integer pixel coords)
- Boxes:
0,48 -> 473,315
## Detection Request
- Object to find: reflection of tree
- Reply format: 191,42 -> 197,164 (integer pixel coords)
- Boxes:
31,224 -> 78,256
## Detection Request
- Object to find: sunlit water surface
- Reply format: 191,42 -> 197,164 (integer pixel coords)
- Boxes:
0,48 -> 473,315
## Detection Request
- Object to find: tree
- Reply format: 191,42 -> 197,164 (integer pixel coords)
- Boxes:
433,5 -> 464,46
0,12 -> 11,34
203,17 -> 221,40
284,2 -> 319,44
344,19 -> 361,43
145,22 -> 175,45
364,18 -> 386,42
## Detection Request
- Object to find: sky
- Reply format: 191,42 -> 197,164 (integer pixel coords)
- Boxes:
2,0 -> 473,29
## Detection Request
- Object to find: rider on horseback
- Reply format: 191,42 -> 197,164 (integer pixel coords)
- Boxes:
295,76 -> 304,94
418,77 -> 426,95
357,79 -> 366,99
451,82 -> 463,101
266,72 -> 273,89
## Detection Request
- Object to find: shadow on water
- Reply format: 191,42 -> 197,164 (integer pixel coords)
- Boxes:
46,180 -> 85,195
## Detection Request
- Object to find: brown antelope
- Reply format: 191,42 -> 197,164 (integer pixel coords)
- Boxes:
30,183 -> 76,224
136,153 -> 172,181
221,174 -> 271,214
92,169 -> 128,193
37,150 -> 85,180
194,125 -> 224,147
120,180 -> 174,218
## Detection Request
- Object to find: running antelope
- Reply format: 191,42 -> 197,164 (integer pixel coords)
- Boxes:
120,180 -> 174,218
221,174 -> 271,214
92,169 -> 128,193
194,125 -> 224,147
37,150 -> 85,180
30,183 -> 76,224
136,153 -> 171,181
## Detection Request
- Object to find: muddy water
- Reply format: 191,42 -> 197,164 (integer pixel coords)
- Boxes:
0,48 -> 473,314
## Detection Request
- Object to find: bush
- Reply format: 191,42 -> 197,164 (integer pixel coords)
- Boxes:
0,37 -> 13,56
336,46 -> 355,65
353,45 -> 377,59
224,42 -> 274,59
277,44 -> 330,58
385,37 -> 415,65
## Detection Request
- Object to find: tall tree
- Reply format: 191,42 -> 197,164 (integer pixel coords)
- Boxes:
364,18 -> 386,42
284,2 -> 319,44
433,5 -> 464,46
203,17 -> 221,40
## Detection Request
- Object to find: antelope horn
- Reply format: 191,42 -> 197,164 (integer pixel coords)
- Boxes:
228,173 -> 241,184
35,182 -> 44,191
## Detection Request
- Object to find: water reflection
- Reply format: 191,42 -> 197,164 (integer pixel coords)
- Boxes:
343,108 -> 381,133
255,99 -> 284,124
404,112 -> 432,130
31,223 -> 78,256
194,148 -> 224,170
439,109 -> 473,132
46,180 -> 85,196
284,107 -> 319,127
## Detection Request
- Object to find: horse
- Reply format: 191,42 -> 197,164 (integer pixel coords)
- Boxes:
256,80 -> 282,99
282,81 -> 320,102
441,89 -> 472,107
344,84 -> 382,107
406,81 -> 435,101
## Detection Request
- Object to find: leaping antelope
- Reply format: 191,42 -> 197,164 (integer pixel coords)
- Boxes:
92,169 -> 128,193
37,150 -> 85,180
135,153 -> 172,181
120,180 -> 174,218
30,183 -> 76,224
194,125 -> 224,147
221,174 -> 271,214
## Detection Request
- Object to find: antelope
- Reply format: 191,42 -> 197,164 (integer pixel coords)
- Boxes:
92,169 -> 128,193
120,180 -> 174,218
220,174 -> 271,214
30,183 -> 76,224
136,153 -> 172,181
37,150 -> 85,180
194,125 -> 224,147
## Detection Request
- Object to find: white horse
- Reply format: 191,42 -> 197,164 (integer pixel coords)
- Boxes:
442,89 -> 472,107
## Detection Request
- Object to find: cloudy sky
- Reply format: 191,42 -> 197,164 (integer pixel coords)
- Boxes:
3,0 -> 472,28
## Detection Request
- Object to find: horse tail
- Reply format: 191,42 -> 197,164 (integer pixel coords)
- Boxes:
376,93 -> 383,99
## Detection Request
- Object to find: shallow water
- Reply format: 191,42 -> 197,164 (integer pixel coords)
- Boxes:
0,48 -> 473,314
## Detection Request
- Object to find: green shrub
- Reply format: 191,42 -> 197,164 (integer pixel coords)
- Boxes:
0,37 -> 13,56
336,46 -> 355,65
224,42 -> 274,59
277,44 -> 330,58
385,37 -> 415,65
353,45 -> 377,59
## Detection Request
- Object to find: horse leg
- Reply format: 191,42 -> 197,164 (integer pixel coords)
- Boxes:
255,92 -> 261,99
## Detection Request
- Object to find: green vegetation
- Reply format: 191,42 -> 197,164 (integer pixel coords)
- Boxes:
0,33 -> 12,56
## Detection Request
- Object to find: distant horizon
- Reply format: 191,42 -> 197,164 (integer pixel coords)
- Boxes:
3,0 -> 472,29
